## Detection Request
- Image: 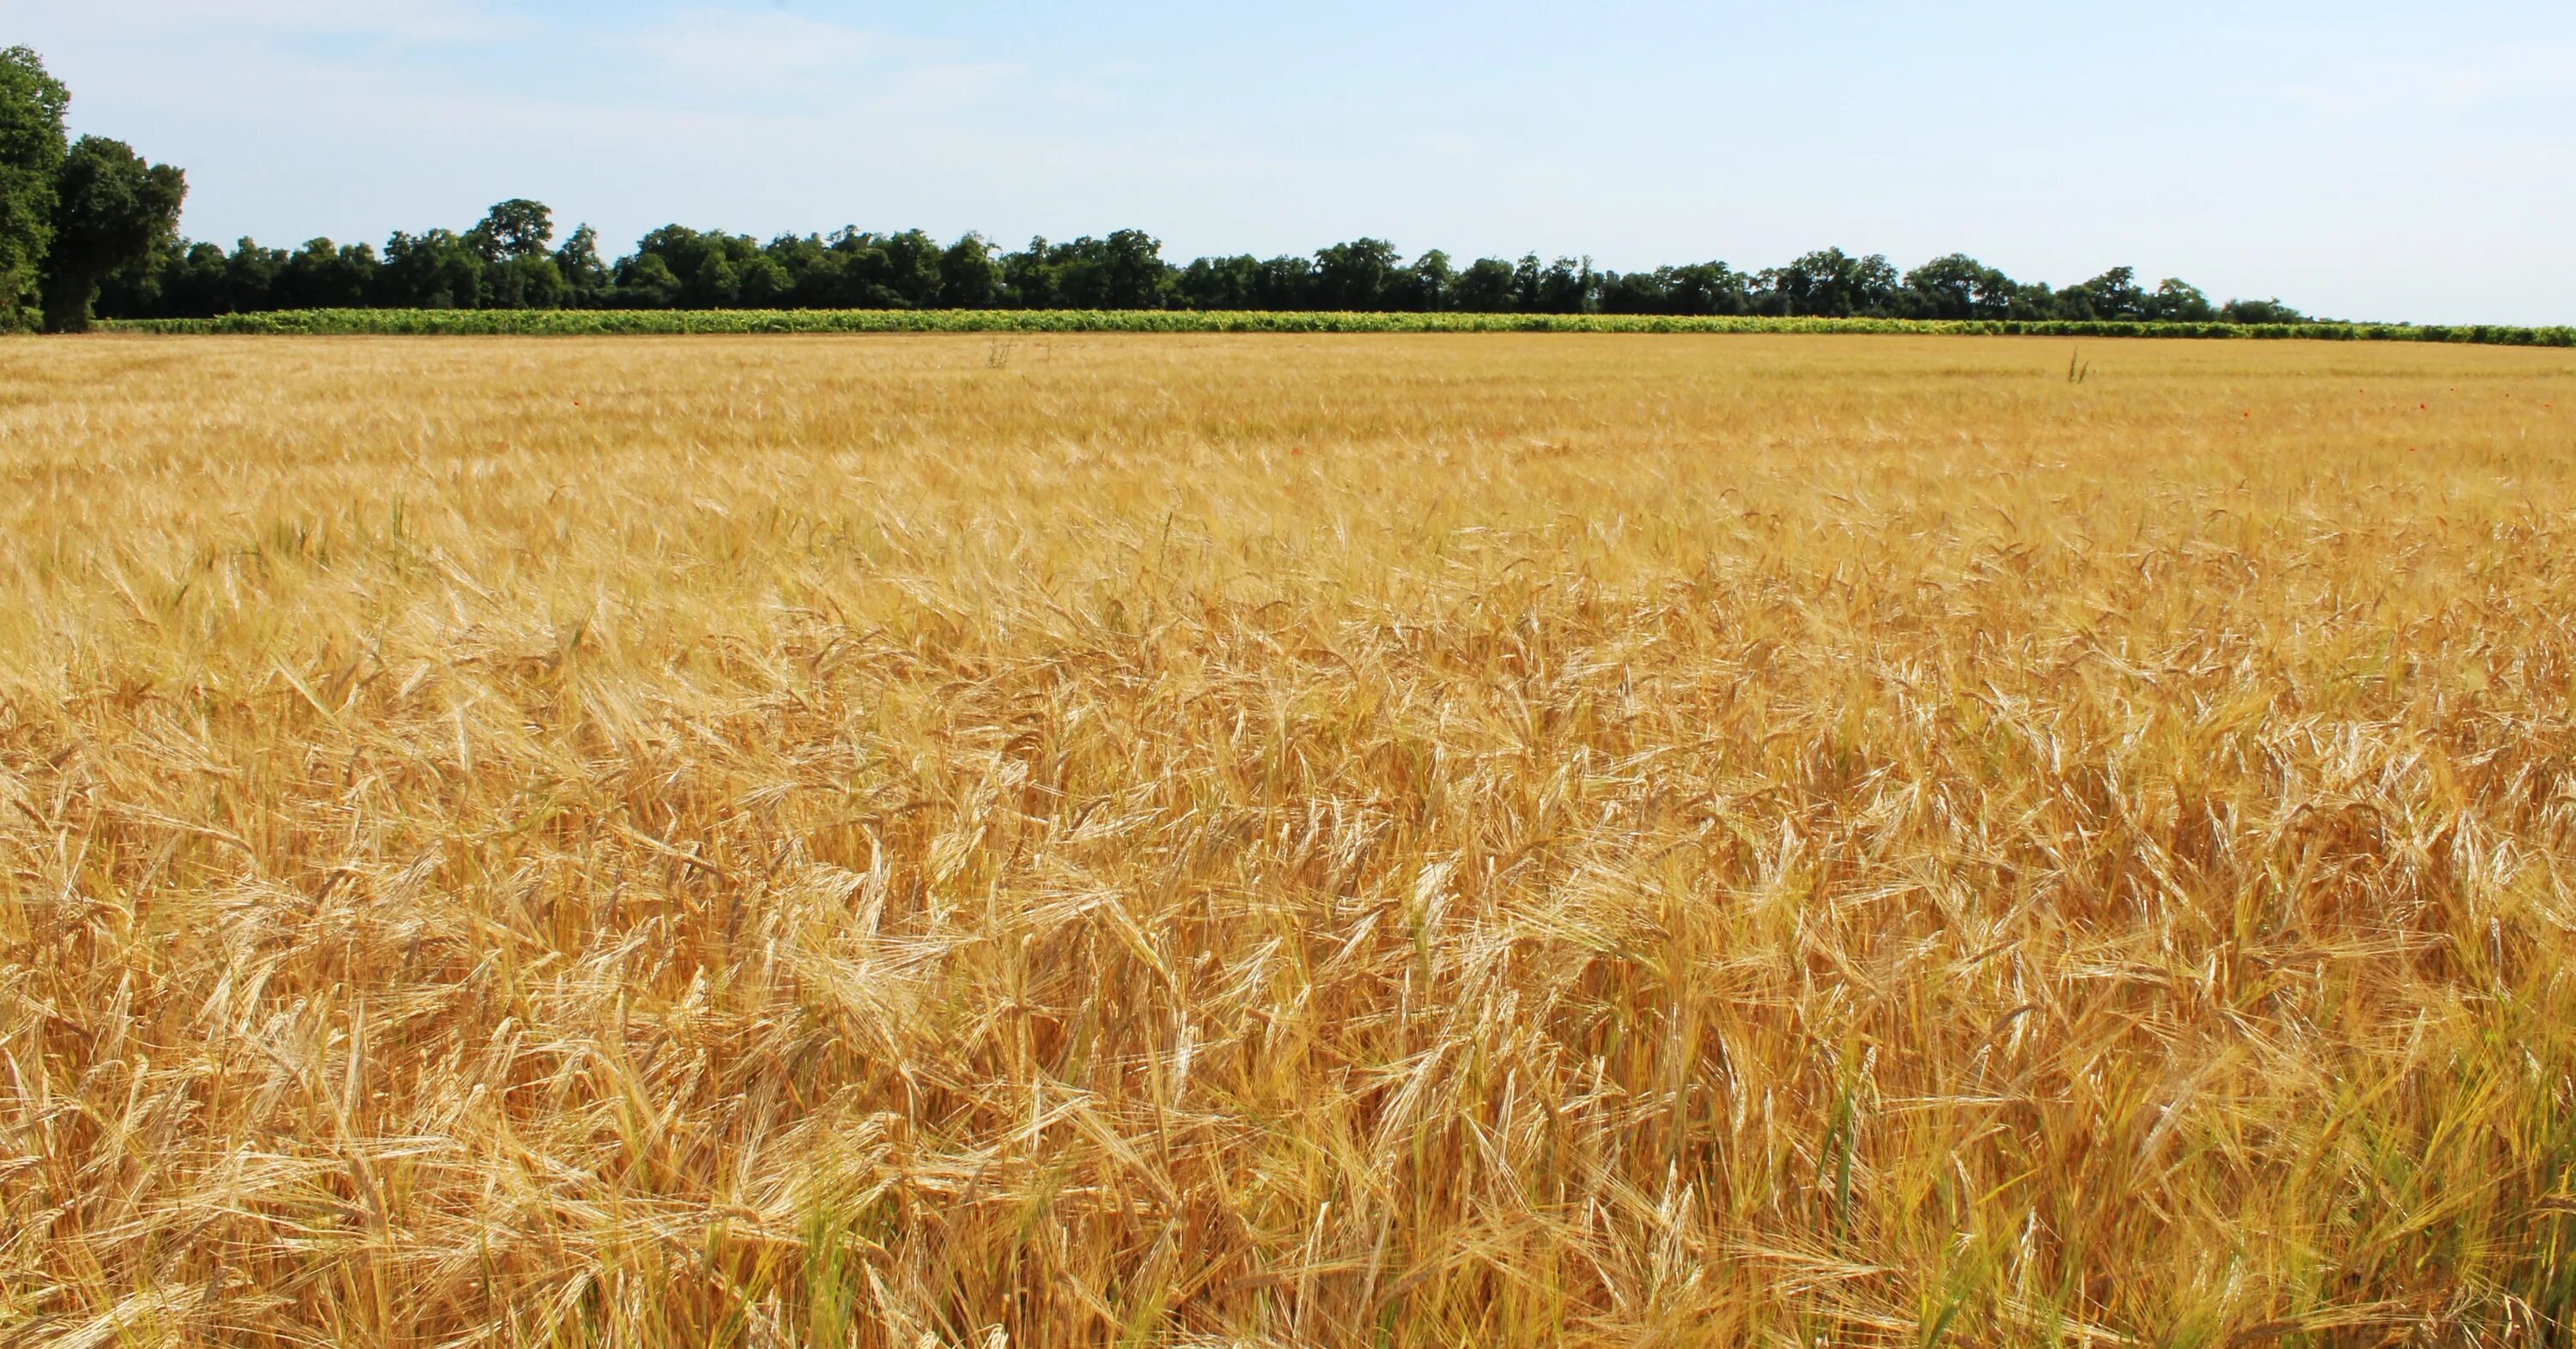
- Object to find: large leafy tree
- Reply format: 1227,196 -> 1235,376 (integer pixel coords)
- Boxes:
938,233 -> 1000,308
276,238 -> 380,309
381,228 -> 485,309
1174,254 -> 1260,310
2055,265 -> 2147,321
1903,253 -> 2020,319
552,224 -> 610,303
1313,237 -> 1400,310
1666,262 -> 1751,315
1760,247 -> 1901,318
1253,254 -> 1317,309
468,198 -> 554,261
1533,255 -> 1599,313
0,47 -> 68,331
2145,277 -> 2215,322
40,135 -> 185,332
1388,249 -> 1452,311
1449,257 -> 1517,312
464,199 -> 564,309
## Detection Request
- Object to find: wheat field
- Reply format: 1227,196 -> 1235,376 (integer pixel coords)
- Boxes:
4,333 -> 2576,1347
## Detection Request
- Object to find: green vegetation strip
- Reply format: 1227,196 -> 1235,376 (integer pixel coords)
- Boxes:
96,308 -> 2576,343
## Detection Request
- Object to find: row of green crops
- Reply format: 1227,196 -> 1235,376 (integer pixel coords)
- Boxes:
93,308 -> 2576,344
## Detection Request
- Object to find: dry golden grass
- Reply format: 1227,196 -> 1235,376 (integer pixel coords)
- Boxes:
4,334 -> 2576,1347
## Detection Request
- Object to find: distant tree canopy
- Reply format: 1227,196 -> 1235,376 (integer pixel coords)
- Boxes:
0,47 -> 185,332
5,49 -> 2315,330
94,211 -> 2313,325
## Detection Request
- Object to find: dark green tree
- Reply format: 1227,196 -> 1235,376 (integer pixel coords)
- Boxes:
732,253 -> 787,306
823,228 -> 944,308
0,47 -> 69,330
1666,262 -> 1751,315
462,199 -> 562,307
1005,232 -> 1172,309
1174,254 -> 1260,310
1534,256 -> 1598,313
1760,247 -> 1900,317
1902,253 -> 2018,319
1388,249 -> 1453,311
2221,296 -> 2306,324
468,198 -> 554,261
1084,230 -> 1171,308
1252,254 -> 1317,309
553,224 -> 610,303
40,136 -> 185,331
1450,257 -> 1518,312
688,250 -> 739,307
617,225 -> 756,307
763,234 -> 842,307
998,236 -> 1060,307
381,228 -> 484,308
94,231 -> 185,316
2055,265 -> 2146,320
938,233 -> 1000,308
617,252 -> 683,308
2144,277 -> 2214,322
276,238 -> 380,309
1599,268 -> 1665,313
1313,237 -> 1400,310
487,255 -> 567,308
222,239 -> 288,313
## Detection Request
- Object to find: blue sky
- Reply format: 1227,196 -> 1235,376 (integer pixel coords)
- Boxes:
9,0 -> 2573,322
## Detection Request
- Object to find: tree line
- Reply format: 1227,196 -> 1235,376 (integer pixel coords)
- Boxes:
99,204 -> 2312,324
1,46 -> 2313,329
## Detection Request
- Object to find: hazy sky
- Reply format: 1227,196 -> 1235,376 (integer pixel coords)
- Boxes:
9,1 -> 2572,323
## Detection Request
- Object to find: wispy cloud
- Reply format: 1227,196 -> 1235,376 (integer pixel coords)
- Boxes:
29,0 -> 525,46
629,8 -> 889,88
15,0 -> 1024,168
2274,40 -> 2576,120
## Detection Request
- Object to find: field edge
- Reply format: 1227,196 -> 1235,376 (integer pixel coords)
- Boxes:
86,307 -> 2576,344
